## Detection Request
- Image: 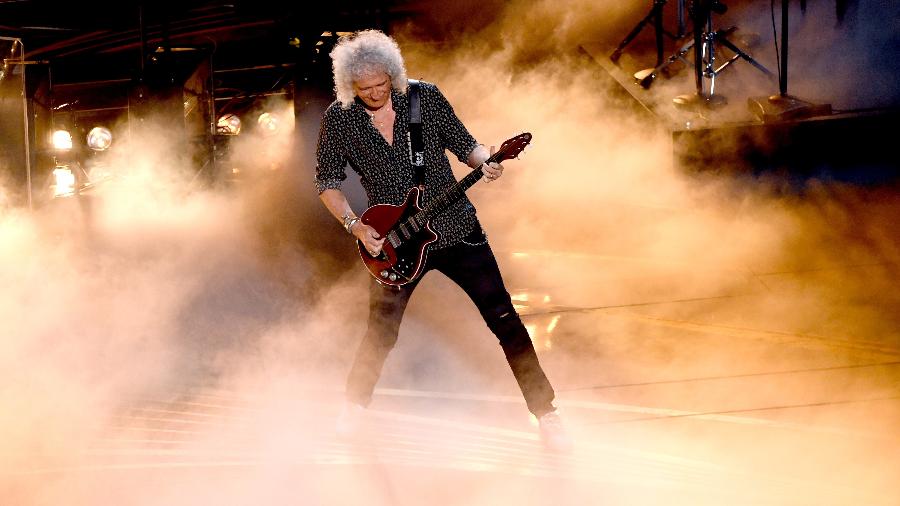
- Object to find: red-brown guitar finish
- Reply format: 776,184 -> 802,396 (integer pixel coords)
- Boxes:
357,133 -> 532,287
357,186 -> 436,286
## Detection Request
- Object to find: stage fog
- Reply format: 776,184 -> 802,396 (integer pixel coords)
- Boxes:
2,1 -> 898,505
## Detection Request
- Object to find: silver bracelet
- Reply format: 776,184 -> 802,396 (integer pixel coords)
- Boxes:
344,217 -> 360,234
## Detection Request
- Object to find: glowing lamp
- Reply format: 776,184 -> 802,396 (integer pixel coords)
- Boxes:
257,112 -> 280,135
86,127 -> 113,151
51,129 -> 73,150
216,113 -> 242,135
52,166 -> 76,197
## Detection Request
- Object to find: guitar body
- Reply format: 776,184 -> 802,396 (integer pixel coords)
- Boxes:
358,186 -> 438,287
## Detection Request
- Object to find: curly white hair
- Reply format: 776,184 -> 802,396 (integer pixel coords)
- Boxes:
330,29 -> 408,109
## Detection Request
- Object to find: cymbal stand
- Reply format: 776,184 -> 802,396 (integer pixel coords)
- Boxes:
610,0 -> 686,65
634,29 -> 695,89
630,0 -> 693,89
675,0 -> 773,109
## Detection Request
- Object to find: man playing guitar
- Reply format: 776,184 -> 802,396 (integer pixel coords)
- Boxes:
314,29 -> 570,452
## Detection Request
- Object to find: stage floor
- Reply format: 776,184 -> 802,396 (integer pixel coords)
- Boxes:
5,241 -> 899,506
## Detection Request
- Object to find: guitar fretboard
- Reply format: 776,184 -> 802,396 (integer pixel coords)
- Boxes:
383,132 -> 530,249
385,160 -> 491,249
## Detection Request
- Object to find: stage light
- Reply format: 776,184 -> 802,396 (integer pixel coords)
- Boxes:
51,129 -> 73,151
216,113 -> 242,135
86,126 -> 112,151
257,112 -> 279,135
51,166 -> 76,197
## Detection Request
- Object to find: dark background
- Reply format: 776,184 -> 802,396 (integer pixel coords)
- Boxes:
1,0 -> 899,205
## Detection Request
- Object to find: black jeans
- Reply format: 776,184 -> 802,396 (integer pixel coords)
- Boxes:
345,225 -> 557,417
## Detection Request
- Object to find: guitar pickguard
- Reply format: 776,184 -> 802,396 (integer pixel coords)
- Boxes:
359,187 -> 437,286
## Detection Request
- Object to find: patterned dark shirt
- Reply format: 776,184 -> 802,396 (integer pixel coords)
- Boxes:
315,81 -> 480,250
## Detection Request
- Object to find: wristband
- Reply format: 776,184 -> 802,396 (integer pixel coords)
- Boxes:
343,216 -> 360,234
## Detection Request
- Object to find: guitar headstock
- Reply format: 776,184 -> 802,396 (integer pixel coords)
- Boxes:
492,132 -> 532,163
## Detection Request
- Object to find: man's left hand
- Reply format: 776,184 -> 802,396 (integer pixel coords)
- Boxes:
482,145 -> 504,183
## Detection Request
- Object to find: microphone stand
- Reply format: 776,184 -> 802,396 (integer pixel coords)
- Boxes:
747,0 -> 831,122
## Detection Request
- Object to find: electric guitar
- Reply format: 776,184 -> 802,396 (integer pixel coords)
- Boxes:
357,132 -> 532,287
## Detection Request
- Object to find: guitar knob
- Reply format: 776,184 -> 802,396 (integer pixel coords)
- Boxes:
389,273 -> 398,281
380,270 -> 389,278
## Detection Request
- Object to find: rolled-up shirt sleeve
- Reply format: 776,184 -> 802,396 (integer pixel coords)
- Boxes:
428,84 -> 478,164
314,106 -> 348,194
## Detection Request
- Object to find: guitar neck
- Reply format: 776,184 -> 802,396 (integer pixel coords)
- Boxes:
421,153 -> 500,219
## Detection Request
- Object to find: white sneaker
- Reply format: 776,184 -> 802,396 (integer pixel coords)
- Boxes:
538,410 -> 573,453
336,402 -> 365,437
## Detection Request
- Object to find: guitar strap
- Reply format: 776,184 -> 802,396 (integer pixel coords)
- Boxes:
407,79 -> 425,187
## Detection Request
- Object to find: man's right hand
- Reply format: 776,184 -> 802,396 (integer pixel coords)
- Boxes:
352,222 -> 385,257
